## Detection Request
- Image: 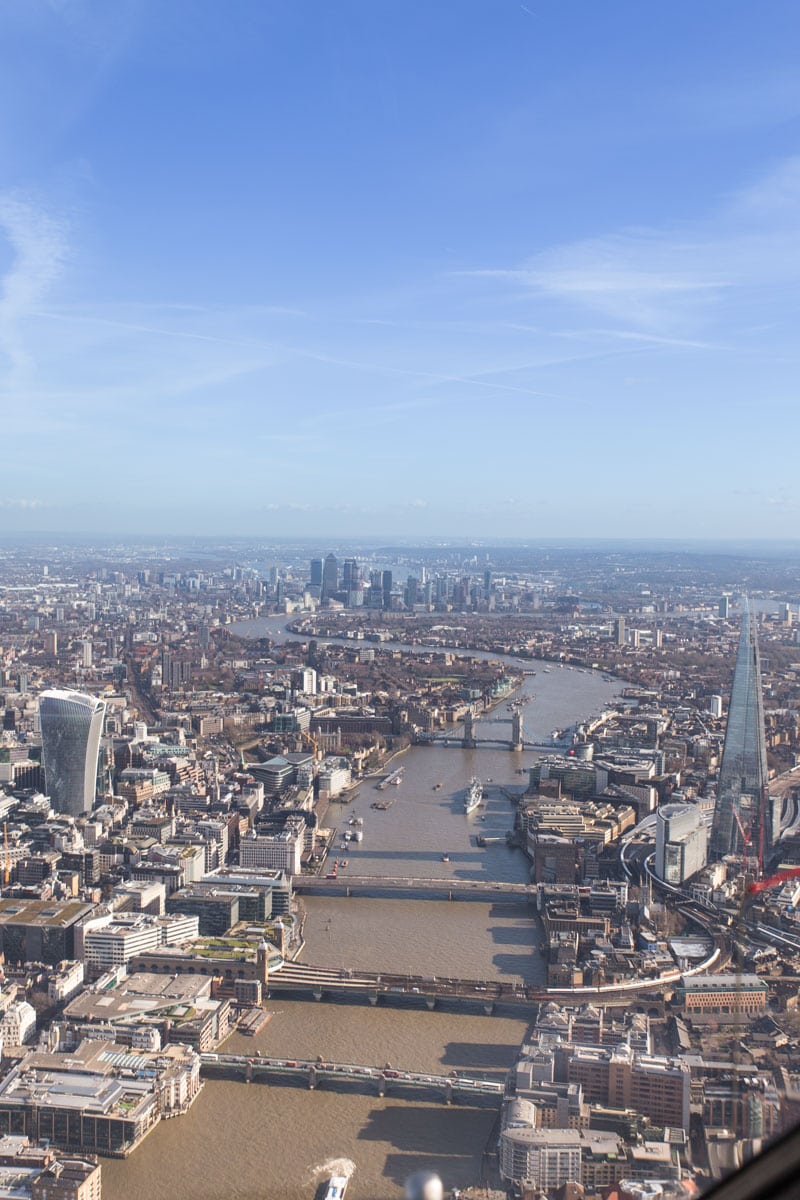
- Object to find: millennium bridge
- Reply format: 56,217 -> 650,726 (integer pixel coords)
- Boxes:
199,1052 -> 505,1103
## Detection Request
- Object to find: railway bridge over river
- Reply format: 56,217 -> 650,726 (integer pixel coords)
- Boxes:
265,959 -> 679,1012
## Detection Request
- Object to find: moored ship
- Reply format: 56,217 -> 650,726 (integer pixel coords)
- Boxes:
464,777 -> 482,814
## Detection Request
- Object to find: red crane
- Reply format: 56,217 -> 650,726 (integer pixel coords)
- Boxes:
749,865 -> 800,895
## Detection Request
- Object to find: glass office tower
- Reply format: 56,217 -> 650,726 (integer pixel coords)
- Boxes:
710,606 -> 771,867
39,689 -> 106,817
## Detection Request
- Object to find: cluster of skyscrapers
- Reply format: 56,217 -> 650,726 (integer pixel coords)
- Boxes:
309,555 -> 391,607
306,554 -> 497,612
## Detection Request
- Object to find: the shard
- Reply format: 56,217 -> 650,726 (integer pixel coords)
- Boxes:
710,605 -> 772,867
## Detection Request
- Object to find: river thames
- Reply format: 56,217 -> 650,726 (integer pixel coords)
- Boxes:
104,619 -> 620,1200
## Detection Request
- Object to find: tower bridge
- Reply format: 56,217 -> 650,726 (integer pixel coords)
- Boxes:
417,733 -> 568,752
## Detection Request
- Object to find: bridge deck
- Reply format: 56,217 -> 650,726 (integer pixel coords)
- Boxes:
271,958 -> 531,1002
293,874 -> 532,899
200,1052 -> 504,1097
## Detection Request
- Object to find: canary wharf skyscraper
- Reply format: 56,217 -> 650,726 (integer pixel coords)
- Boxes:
39,689 -> 106,817
710,606 -> 772,868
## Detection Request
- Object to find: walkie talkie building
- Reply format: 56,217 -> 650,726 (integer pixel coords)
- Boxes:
39,689 -> 106,817
709,606 -> 772,868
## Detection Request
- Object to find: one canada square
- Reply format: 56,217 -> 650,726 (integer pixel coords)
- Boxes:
39,689 -> 106,817
709,606 -> 773,868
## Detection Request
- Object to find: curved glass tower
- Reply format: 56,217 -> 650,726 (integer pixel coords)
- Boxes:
39,689 -> 106,817
710,606 -> 771,867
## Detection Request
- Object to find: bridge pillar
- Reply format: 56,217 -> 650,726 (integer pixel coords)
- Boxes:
377,1074 -> 387,1097
444,1081 -> 453,1105
483,1002 -> 495,1015
312,989 -> 323,1002
426,997 -> 436,1010
245,1060 -> 253,1083
368,992 -> 378,1006
308,1066 -> 317,1090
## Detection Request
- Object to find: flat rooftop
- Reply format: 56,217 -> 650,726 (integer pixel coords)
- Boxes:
681,973 -> 767,992
0,900 -> 94,928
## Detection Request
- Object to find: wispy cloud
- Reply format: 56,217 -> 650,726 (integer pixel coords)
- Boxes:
458,156 -> 800,335
0,497 -> 47,510
0,195 -> 68,375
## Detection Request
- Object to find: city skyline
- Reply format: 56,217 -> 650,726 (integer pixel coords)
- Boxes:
2,1 -> 800,538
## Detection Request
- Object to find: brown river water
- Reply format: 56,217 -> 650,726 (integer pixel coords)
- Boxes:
104,628 -> 620,1200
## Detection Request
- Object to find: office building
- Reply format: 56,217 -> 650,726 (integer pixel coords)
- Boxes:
676,973 -> 769,1023
39,690 -> 106,817
31,1157 -> 102,1200
613,616 -> 625,646
309,559 -> 323,589
566,1045 -> 690,1128
240,820 -> 305,874
0,1002 -> 37,1046
703,1077 -> 780,1139
0,900 -> 94,966
321,554 -> 338,601
342,558 -> 360,591
499,1120 -> 581,1191
719,595 -> 731,619
381,570 -> 392,609
0,1039 -> 200,1156
296,667 -> 317,695
654,803 -> 707,884
710,606 -> 772,866
83,914 -> 199,972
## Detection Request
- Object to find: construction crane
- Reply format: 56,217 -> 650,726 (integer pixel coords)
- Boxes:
732,805 -> 763,883
749,865 -> 800,896
301,729 -> 321,762
732,807 -> 751,854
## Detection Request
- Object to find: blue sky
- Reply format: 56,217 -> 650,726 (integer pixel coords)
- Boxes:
2,0 -> 800,538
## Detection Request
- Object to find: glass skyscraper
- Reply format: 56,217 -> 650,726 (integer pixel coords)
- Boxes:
39,689 -> 106,817
710,606 -> 772,867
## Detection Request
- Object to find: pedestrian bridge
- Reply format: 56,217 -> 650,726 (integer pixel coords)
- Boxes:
199,1051 -> 505,1102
